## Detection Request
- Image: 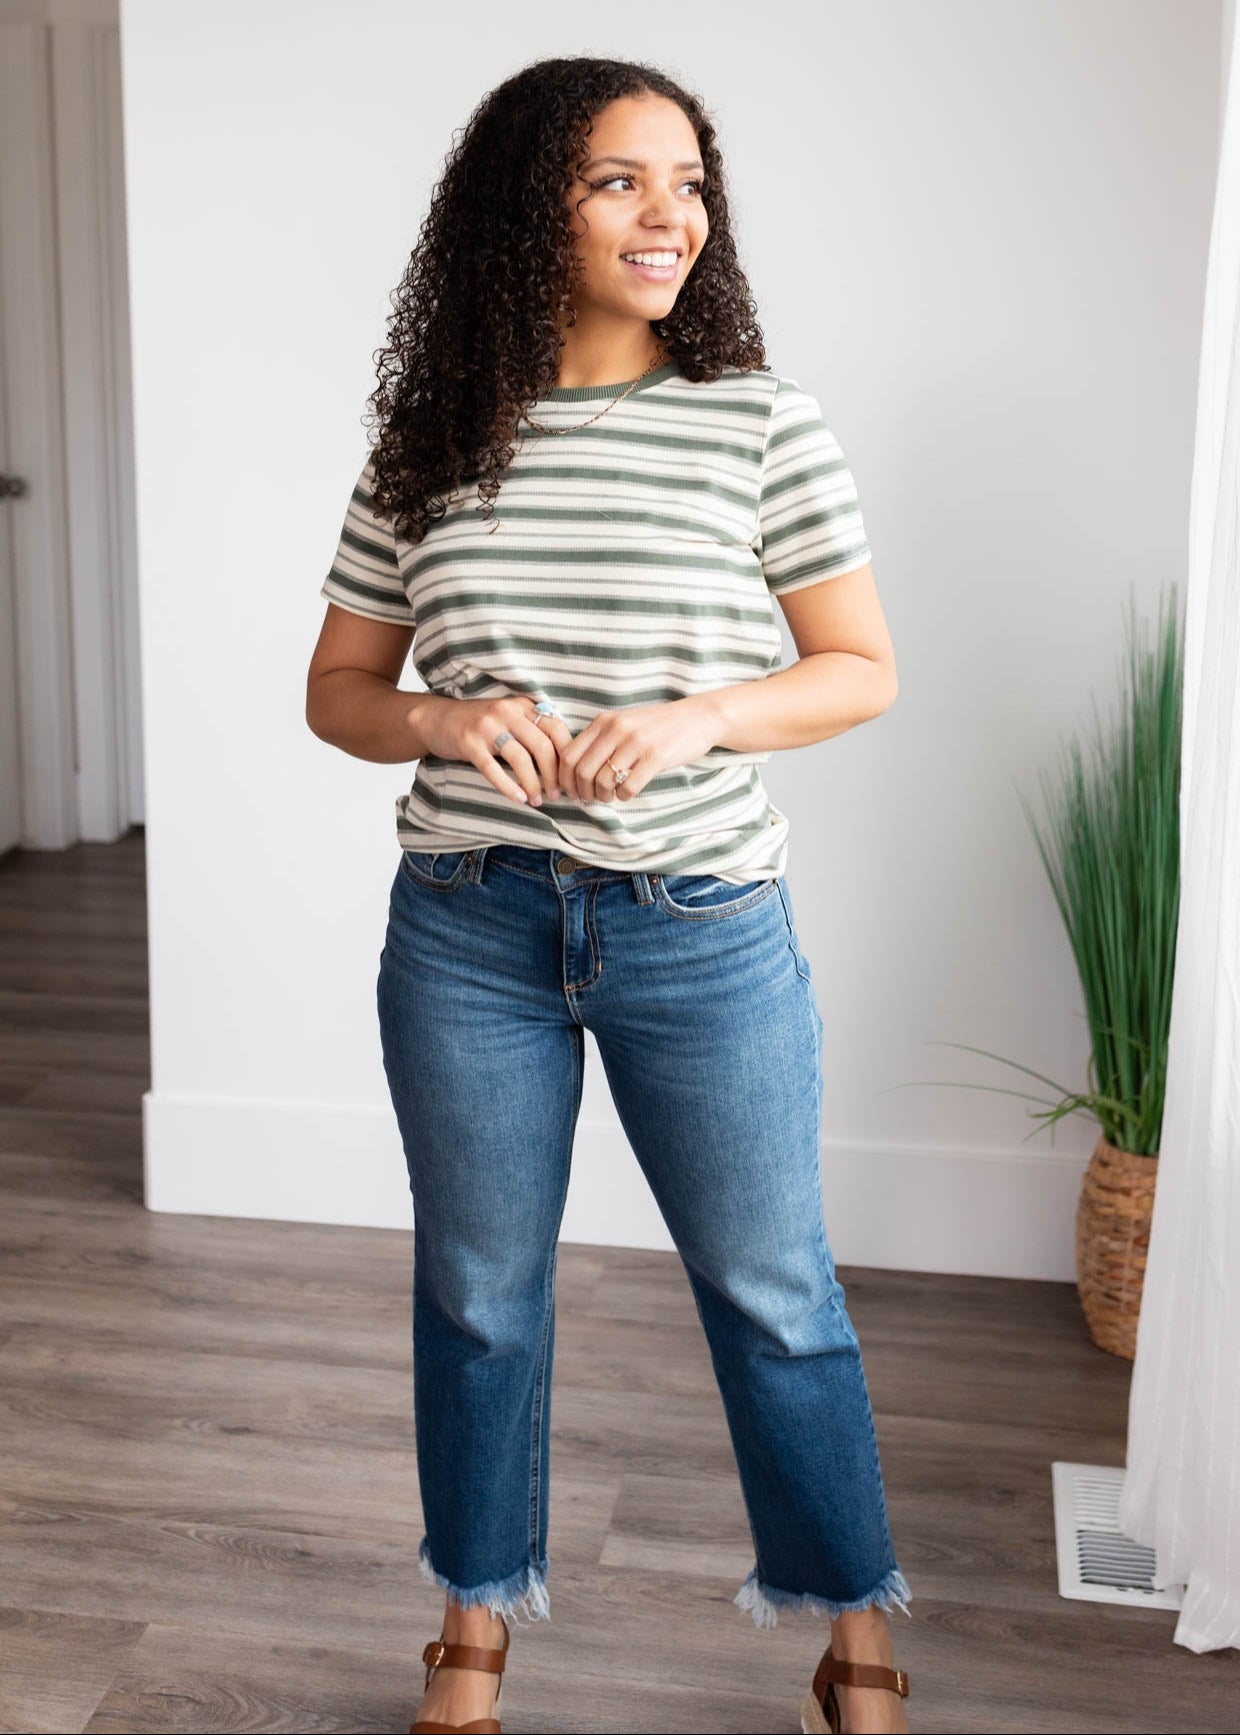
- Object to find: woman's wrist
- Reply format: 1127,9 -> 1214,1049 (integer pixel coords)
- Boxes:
404,691 -> 449,760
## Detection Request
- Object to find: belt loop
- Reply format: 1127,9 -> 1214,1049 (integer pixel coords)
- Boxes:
632,870 -> 654,905
468,847 -> 488,884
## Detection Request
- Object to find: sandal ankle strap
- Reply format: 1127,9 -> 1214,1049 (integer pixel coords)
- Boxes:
813,1649 -> 909,1699
422,1640 -> 507,1675
422,1620 -> 510,1687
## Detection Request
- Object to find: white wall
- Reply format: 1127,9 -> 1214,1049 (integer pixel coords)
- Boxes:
124,0 -> 1223,1280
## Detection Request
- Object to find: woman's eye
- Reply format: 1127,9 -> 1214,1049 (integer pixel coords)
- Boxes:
592,175 -> 704,195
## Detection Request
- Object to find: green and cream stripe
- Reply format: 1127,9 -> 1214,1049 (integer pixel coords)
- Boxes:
321,364 -> 871,883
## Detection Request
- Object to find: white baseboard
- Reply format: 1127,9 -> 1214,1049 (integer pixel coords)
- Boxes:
143,1091 -> 1087,1283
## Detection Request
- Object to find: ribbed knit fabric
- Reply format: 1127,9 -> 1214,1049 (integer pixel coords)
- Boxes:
321,363 -> 871,882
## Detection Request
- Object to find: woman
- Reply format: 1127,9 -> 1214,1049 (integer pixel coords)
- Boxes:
306,56 -> 911,1735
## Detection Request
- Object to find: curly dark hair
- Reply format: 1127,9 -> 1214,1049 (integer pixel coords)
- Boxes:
364,56 -> 768,545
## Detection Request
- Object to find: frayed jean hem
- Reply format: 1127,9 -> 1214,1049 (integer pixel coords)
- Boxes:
734,1563 -> 913,1630
417,1538 -> 551,1625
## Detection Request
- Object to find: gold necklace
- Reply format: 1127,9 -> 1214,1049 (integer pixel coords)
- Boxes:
520,347 -> 668,435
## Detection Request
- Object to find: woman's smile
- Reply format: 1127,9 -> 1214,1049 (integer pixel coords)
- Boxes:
619,251 -> 681,282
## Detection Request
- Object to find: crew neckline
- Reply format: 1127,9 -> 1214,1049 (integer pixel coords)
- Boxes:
538,361 -> 682,403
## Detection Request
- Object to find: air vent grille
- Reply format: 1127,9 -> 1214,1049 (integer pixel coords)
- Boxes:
1051,1462 -> 1182,1609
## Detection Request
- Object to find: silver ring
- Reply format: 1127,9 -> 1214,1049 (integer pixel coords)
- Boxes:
493,730 -> 514,753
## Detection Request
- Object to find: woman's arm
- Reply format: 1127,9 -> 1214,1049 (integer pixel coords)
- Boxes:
305,603 -> 443,763
706,562 -> 899,753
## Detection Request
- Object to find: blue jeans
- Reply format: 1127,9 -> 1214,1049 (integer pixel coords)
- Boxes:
376,843 -> 911,1629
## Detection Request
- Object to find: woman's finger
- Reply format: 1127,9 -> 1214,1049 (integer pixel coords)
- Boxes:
516,709 -> 567,799
576,735 -> 630,803
533,710 -> 579,800
471,709 -> 545,806
470,741 -> 540,805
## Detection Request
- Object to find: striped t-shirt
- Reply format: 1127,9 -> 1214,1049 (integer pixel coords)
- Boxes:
320,362 -> 871,883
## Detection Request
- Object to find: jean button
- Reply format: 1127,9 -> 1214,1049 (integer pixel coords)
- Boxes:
556,854 -> 579,873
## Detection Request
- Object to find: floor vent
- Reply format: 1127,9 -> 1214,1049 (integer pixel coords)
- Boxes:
1051,1462 -> 1182,1609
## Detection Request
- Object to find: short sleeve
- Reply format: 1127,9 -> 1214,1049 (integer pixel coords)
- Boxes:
756,378 -> 872,595
319,456 -> 417,624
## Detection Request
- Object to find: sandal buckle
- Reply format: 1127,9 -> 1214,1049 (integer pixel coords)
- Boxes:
894,1669 -> 910,1697
422,1639 -> 446,1669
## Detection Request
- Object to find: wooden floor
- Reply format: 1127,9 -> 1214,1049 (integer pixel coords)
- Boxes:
0,831 -> 1236,1735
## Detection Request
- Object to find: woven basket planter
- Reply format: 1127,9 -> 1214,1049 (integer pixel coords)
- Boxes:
1074,1132 -> 1159,1359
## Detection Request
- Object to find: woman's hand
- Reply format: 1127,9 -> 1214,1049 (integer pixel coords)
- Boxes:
415,695 -> 565,807
413,692 -> 723,807
555,696 -> 722,804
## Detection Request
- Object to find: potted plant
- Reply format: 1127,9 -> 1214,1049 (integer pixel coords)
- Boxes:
896,583 -> 1183,1358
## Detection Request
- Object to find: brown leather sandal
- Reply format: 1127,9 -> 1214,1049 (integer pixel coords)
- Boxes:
801,1644 -> 910,1734
409,1615 -> 510,1734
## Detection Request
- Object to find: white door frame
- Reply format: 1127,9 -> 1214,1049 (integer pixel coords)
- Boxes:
0,339 -> 24,856
0,0 -> 140,850
0,17 -> 78,849
52,15 -> 142,837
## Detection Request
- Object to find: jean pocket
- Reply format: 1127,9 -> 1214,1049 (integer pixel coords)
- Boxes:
398,849 -> 471,891
651,872 -> 778,921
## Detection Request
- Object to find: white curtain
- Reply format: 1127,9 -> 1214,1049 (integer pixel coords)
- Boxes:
1117,1 -> 1240,1655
